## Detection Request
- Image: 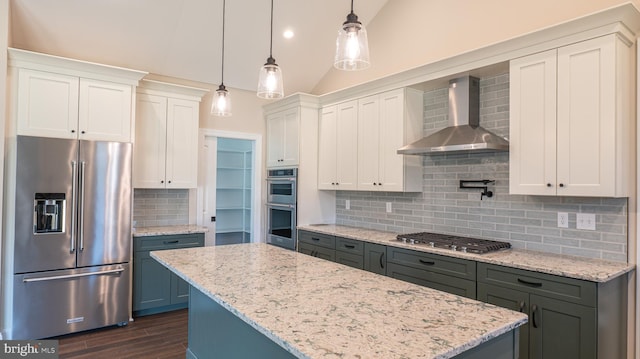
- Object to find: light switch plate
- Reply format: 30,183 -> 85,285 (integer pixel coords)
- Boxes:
345,199 -> 350,210
386,202 -> 392,213
557,212 -> 568,228
576,213 -> 596,230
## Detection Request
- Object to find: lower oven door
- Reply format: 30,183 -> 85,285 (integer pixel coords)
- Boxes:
266,203 -> 296,250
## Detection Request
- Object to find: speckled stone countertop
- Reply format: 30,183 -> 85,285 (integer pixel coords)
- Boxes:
298,224 -> 634,282
151,243 -> 527,359
133,225 -> 208,237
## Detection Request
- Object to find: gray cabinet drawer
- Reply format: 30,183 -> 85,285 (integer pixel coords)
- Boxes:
336,251 -> 364,269
387,262 -> 476,299
298,230 -> 335,249
386,246 -> 476,280
335,236 -> 364,255
477,263 -> 596,306
134,233 -> 205,252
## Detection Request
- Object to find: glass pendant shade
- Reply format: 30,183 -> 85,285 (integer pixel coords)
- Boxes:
334,11 -> 370,70
257,57 -> 284,99
211,84 -> 232,116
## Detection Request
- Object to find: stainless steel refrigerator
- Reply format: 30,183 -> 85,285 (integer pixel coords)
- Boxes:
11,135 -> 132,339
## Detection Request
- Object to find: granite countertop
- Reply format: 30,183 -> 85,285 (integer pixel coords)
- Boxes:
298,224 -> 634,282
133,224 -> 208,237
151,243 -> 527,359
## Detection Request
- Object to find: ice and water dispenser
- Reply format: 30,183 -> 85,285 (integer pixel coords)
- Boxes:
33,193 -> 65,233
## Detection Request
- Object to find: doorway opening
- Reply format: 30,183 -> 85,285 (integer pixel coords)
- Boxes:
197,130 -> 262,246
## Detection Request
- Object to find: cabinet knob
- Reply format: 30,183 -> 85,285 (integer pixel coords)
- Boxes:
336,183 -> 339,185
71,130 -> 76,133
168,180 -> 172,184
546,183 -> 552,187
161,180 -> 164,184
559,183 -> 565,188
373,183 -> 377,186
378,182 -> 382,186
331,182 -> 335,185
81,130 -> 86,134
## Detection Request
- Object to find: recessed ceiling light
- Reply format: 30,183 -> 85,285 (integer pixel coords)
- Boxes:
283,29 -> 294,39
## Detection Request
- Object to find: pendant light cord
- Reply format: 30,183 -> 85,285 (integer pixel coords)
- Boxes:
269,0 -> 274,57
350,0 -> 354,14
221,0 -> 226,85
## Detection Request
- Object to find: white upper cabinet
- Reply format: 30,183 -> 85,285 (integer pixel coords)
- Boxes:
357,88 -> 422,192
9,48 -> 147,142
266,108 -> 299,168
318,100 -> 358,190
510,34 -> 634,197
133,80 -> 207,189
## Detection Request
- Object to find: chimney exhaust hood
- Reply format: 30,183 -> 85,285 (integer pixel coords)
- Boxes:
397,76 -> 509,155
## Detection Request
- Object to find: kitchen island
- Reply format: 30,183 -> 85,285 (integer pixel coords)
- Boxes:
151,243 -> 527,359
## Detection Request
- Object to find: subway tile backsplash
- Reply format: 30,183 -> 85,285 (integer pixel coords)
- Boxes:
336,74 -> 628,262
133,188 -> 189,228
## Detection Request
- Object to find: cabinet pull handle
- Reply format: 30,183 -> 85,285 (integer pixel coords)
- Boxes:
344,244 -> 355,249
517,278 -> 543,287
164,240 -> 179,244
418,259 -> 435,265
531,304 -> 539,328
518,300 -> 525,313
311,237 -> 320,241
379,252 -> 385,269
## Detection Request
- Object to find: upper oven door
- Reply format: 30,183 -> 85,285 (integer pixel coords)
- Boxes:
266,178 -> 297,204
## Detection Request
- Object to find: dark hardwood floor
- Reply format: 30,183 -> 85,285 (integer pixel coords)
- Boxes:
52,309 -> 188,359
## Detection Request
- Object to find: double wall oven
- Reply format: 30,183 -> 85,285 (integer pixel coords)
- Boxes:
266,168 -> 297,250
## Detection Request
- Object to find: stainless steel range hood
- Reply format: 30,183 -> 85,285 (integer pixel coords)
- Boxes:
397,76 -> 509,155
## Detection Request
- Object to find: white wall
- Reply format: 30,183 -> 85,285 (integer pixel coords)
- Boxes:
313,0 -> 640,94
0,0 -> 9,340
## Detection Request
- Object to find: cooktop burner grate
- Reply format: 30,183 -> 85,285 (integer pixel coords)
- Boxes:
395,232 -> 511,254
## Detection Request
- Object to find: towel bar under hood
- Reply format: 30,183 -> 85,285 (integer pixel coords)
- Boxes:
397,76 -> 509,155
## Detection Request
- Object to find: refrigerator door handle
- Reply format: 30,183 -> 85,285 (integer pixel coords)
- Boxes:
22,267 -> 125,283
70,161 -> 78,253
79,161 -> 86,252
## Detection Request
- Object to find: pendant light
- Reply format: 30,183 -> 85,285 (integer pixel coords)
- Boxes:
257,0 -> 284,99
334,0 -> 370,71
211,0 -> 232,116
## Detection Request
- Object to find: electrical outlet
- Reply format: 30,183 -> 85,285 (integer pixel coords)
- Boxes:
345,200 -> 350,210
576,213 -> 596,230
557,212 -> 568,228
386,202 -> 392,213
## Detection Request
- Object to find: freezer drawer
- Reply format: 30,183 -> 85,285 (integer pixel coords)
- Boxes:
11,263 -> 130,339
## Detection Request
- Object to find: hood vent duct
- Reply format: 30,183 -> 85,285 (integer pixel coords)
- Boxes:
397,76 -> 509,155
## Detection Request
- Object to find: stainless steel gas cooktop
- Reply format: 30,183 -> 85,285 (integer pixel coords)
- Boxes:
395,232 -> 511,254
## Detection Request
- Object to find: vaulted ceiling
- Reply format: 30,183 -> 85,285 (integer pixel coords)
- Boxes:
9,0 -> 388,95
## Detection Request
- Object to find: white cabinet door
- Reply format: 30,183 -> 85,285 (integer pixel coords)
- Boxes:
378,89 -> 406,192
266,108 -> 299,168
165,98 -> 199,188
335,100 -> 358,190
557,36 -> 617,196
509,49 -> 557,195
133,94 -> 168,188
266,112 -> 284,168
78,78 -> 133,142
318,105 -> 337,190
357,94 -> 380,190
281,108 -> 300,167
16,69 -> 79,139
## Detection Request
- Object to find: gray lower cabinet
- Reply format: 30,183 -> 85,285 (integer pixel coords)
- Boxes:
133,233 -> 205,316
477,262 -> 625,359
386,246 -> 476,299
335,237 -> 364,269
298,230 -> 336,261
363,242 -> 387,275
